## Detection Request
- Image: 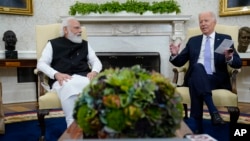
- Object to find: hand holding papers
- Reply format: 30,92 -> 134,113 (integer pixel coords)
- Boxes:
215,39 -> 234,54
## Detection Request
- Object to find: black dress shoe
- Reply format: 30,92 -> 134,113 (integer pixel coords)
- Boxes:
211,112 -> 226,125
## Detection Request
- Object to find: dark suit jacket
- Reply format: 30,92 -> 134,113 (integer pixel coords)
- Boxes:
170,32 -> 242,90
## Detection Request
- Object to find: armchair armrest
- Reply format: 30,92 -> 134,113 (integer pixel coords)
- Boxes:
228,67 -> 240,94
172,62 -> 189,84
172,63 -> 240,94
34,68 -> 49,97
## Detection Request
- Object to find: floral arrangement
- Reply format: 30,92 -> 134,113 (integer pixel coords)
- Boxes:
73,65 -> 183,138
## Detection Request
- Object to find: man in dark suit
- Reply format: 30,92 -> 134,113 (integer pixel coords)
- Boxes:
169,11 -> 242,134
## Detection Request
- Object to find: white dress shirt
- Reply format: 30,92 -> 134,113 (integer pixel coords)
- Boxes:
197,32 -> 215,73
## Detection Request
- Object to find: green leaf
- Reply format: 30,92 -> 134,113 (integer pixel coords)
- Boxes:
69,0 -> 181,15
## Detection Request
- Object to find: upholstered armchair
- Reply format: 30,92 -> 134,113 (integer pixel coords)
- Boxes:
35,24 -> 87,141
172,24 -> 241,124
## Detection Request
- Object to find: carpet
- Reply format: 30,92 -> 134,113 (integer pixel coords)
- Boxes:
184,110 -> 250,141
4,109 -> 65,124
0,117 -> 66,141
0,110 -> 66,141
184,118 -> 250,141
201,110 -> 250,125
1,110 -> 250,141
4,110 -> 250,124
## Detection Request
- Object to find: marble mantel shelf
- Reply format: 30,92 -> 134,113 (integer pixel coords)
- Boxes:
60,15 -> 192,41
60,15 -> 192,23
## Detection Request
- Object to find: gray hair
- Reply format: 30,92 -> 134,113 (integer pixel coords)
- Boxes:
199,11 -> 217,23
60,17 -> 77,36
210,11 -> 217,23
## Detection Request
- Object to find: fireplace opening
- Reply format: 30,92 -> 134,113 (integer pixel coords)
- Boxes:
96,52 -> 160,73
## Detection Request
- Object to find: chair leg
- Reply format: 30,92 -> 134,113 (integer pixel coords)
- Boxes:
0,82 -> 5,134
37,109 -> 50,141
227,106 -> 240,125
183,104 -> 188,119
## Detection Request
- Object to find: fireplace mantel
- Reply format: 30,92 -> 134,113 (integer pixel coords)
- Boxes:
60,15 -> 191,77
60,15 -> 191,41
61,15 -> 191,22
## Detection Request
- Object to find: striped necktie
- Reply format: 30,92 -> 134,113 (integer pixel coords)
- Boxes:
204,36 -> 212,74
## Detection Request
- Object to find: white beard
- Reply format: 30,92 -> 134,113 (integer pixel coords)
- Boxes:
67,30 -> 82,43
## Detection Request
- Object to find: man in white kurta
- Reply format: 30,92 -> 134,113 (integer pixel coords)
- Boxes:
37,17 -> 102,127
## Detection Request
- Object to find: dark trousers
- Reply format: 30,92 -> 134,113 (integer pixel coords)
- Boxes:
188,63 -> 220,131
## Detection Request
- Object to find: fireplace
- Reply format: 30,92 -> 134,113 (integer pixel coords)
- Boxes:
61,15 -> 191,77
96,52 -> 160,72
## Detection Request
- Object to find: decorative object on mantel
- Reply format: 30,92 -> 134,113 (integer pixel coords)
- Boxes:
2,30 -> 18,59
73,65 -> 183,138
69,0 -> 181,16
237,26 -> 250,53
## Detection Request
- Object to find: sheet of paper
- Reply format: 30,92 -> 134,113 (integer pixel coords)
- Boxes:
214,39 -> 234,54
186,134 -> 217,141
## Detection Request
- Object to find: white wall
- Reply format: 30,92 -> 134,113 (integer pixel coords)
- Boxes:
0,0 -> 249,103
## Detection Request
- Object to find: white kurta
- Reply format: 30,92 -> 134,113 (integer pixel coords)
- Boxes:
52,74 -> 90,101
37,41 -> 102,100
37,41 -> 102,126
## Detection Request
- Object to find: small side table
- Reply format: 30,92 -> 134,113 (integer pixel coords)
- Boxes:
0,59 -> 37,68
0,58 -> 38,102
